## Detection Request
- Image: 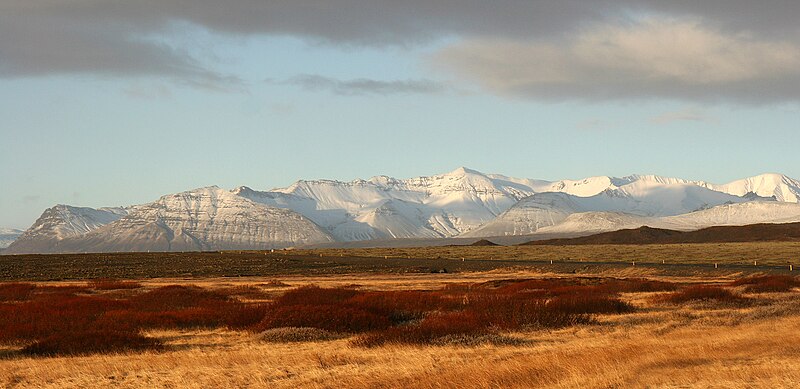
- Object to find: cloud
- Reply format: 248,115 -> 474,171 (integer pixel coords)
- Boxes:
432,19 -> 800,102
650,108 -> 711,124
2,1 -> 800,101
0,6 -> 241,89
278,75 -> 448,96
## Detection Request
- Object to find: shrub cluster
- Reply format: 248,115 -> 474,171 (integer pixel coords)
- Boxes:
0,283 -> 266,356
253,280 -> 638,347
730,275 -> 800,293
0,277 -> 652,354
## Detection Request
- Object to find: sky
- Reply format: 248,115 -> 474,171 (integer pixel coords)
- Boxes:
1,1 -> 800,229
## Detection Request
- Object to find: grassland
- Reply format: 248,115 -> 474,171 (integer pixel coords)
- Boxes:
301,241 -> 800,266
2,241 -> 799,282
1,269 -> 800,388
1,244 -> 799,388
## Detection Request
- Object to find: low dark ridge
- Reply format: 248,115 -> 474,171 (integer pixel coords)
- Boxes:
470,239 -> 500,246
522,222 -> 800,246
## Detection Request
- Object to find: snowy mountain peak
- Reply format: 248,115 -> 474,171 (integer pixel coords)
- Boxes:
10,169 -> 800,253
611,174 -> 701,187
447,166 -> 482,176
7,184 -> 333,254
706,173 -> 800,203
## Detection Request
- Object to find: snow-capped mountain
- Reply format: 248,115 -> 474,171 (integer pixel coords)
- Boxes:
6,187 -> 332,254
661,201 -> 800,229
242,167 -> 542,240
463,181 -> 759,237
0,228 -> 23,249
703,173 -> 800,203
6,205 -> 130,252
7,168 -> 800,253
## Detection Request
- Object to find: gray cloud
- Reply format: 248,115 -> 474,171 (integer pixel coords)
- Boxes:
279,75 -> 448,96
432,19 -> 800,103
2,1 -> 800,100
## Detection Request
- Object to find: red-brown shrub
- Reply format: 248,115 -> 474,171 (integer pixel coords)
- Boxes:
354,311 -> 486,347
0,295 -> 129,342
129,285 -> 229,311
0,283 -> 36,301
466,292 -> 592,329
21,330 -> 162,356
273,285 -> 361,307
660,286 -> 748,304
730,275 -> 800,293
222,303 -> 271,329
97,308 -> 223,330
88,279 -> 142,290
256,304 -> 392,333
345,291 -> 455,323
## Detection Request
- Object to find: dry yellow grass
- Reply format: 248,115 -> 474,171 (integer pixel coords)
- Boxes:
295,241 -> 800,266
2,272 -> 799,388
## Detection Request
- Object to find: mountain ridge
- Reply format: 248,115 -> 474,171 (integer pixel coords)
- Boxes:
6,168 -> 800,253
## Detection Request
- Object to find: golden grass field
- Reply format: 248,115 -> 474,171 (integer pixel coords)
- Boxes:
2,265 -> 800,388
297,241 -> 800,266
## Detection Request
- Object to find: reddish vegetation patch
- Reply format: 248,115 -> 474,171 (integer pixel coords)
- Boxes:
355,311 -> 486,347
22,330 -> 163,356
254,280 -> 638,346
659,286 -> 749,305
0,283 -> 265,356
730,275 -> 800,293
88,279 -> 142,290
0,277 -> 657,353
0,283 -> 36,302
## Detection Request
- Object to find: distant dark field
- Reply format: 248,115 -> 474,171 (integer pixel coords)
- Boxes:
1,244 -> 798,281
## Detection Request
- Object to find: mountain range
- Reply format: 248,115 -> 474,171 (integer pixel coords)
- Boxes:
5,168 -> 800,254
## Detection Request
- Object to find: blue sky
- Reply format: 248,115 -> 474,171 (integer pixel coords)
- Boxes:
2,2 -> 800,229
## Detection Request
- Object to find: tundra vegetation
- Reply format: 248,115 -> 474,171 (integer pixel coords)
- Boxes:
1,269 -> 799,388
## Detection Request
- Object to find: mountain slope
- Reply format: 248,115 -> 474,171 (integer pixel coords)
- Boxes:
704,173 -> 800,202
250,167 -> 542,240
464,181 -> 754,237
661,201 -> 800,229
0,228 -> 23,249
6,187 -> 333,254
7,205 -> 129,253
10,169 -> 800,253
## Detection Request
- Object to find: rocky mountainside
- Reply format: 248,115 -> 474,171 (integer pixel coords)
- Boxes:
6,187 -> 333,254
7,168 -> 800,253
